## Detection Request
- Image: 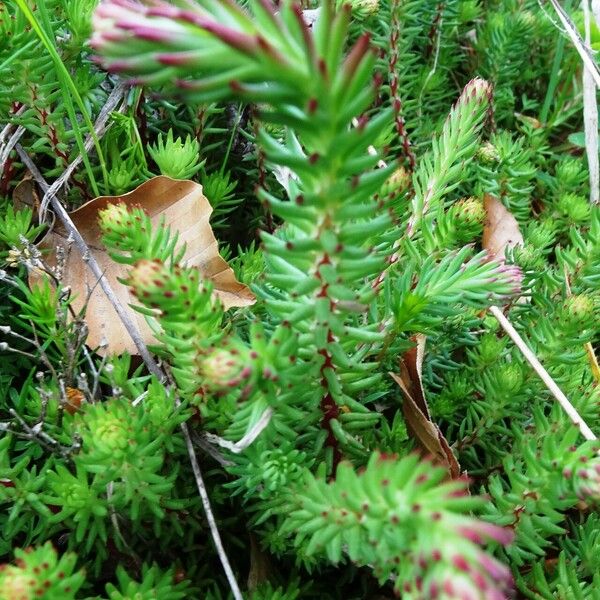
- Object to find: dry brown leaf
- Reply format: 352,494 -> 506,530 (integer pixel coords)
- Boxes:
482,193 -> 524,258
31,176 -> 255,355
13,175 -> 41,215
247,533 -> 272,591
64,387 -> 85,415
390,335 -> 460,479
394,335 -> 429,417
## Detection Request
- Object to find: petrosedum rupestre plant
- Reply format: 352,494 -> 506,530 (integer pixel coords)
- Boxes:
90,0 -> 523,596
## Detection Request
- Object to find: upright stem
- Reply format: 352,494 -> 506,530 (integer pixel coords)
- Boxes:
389,0 -> 415,170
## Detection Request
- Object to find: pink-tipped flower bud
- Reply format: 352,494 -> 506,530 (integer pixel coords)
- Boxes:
99,202 -> 131,232
128,259 -> 167,298
461,77 -> 492,105
200,346 -> 251,390
568,457 -> 600,503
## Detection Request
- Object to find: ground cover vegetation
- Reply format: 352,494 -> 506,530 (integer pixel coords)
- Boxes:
1,0 -> 600,598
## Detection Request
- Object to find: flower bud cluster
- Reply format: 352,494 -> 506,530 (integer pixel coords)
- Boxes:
0,543 -> 84,600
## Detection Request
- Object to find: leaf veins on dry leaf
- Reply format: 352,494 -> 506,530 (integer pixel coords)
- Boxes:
30,176 -> 255,355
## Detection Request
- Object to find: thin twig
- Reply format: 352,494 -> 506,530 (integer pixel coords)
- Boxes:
0,125 -> 26,173
546,0 -> 600,88
593,0 -> 600,24
192,432 -> 234,467
489,305 -> 596,441
180,418 -> 243,600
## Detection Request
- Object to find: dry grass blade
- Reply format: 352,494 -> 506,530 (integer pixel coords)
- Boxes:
0,106 -> 27,170
489,306 -> 596,441
547,0 -> 600,88
582,0 -> 600,204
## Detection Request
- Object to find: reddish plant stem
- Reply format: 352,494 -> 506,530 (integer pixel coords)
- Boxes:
425,2 -> 444,59
135,88 -> 149,147
485,83 -> 497,134
33,100 -> 90,200
315,252 -> 342,472
389,0 -> 416,171
195,105 -> 206,145
318,339 -> 341,468
253,114 -> 274,233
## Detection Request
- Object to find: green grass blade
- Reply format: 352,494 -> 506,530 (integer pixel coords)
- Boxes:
14,0 -> 109,197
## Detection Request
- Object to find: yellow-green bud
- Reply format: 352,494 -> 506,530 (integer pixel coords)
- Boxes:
477,142 -> 499,164
557,193 -> 590,224
1,570 -> 31,600
514,244 -> 545,271
107,165 -> 136,195
94,412 -> 130,452
128,259 -> 167,297
497,363 -> 523,394
561,294 -> 596,327
98,202 -> 131,230
526,219 -> 555,251
556,157 -> 584,187
339,0 -> 379,19
454,196 -> 485,225
380,166 -> 411,199
477,333 -> 506,364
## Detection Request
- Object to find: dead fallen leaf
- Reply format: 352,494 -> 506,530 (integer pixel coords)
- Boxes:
390,335 -> 460,479
13,175 -> 41,216
483,193 -> 526,307
482,193 -> 524,259
247,533 -> 272,591
31,176 -> 255,355
394,335 -> 429,417
64,387 -> 84,415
